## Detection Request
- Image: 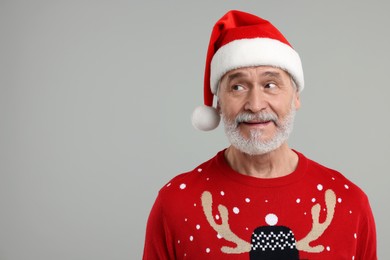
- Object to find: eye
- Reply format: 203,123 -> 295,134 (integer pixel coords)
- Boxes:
265,83 -> 277,89
232,84 -> 245,91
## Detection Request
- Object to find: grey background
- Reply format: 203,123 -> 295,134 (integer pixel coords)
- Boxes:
0,0 -> 388,259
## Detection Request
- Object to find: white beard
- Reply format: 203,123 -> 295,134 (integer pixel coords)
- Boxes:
222,103 -> 296,156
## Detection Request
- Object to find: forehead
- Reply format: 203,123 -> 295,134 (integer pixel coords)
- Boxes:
221,66 -> 290,82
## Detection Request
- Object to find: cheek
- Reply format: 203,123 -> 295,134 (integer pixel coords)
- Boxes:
219,96 -> 245,116
220,103 -> 240,120
273,95 -> 298,114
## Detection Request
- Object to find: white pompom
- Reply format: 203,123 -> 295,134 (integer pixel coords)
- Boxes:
191,105 -> 220,131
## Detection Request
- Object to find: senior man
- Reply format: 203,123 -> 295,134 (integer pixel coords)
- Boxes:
143,10 -> 377,260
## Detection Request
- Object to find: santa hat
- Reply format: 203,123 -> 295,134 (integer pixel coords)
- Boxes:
192,10 -> 304,131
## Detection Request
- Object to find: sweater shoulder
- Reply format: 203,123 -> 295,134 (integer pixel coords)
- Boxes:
157,154 -> 218,199
305,155 -> 370,204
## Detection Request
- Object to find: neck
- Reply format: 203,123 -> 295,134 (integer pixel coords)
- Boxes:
224,143 -> 298,178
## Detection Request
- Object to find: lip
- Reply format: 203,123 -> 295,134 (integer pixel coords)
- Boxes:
240,120 -> 273,128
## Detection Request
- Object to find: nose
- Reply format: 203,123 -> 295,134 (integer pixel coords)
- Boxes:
244,88 -> 267,113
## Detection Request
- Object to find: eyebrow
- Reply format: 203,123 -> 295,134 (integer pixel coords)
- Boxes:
260,71 -> 283,80
227,72 -> 249,82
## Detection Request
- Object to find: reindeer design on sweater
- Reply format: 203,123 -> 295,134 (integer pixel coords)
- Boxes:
201,189 -> 336,259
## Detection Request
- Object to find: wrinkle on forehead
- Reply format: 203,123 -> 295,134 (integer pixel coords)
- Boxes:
223,66 -> 287,82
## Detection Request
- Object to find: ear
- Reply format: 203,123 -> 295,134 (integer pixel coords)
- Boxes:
216,100 -> 222,114
294,91 -> 301,110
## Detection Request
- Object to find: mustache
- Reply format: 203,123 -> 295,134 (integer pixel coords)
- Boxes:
235,112 -> 278,125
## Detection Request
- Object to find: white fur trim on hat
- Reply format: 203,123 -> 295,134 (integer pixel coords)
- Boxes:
191,105 -> 221,131
210,38 -> 304,94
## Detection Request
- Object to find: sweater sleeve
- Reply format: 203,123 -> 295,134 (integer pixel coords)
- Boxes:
143,192 -> 175,260
355,194 -> 377,260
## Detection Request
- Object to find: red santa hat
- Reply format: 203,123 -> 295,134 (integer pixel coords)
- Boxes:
192,10 -> 304,131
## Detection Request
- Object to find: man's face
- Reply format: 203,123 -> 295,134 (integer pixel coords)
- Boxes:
217,66 -> 301,155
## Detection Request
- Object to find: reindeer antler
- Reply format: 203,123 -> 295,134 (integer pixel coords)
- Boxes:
296,189 -> 336,253
201,191 -> 251,254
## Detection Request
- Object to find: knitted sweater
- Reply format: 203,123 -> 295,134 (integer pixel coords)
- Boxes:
143,150 -> 377,260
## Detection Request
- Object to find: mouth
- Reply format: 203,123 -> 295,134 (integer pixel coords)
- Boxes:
240,120 -> 273,127
243,120 -> 271,124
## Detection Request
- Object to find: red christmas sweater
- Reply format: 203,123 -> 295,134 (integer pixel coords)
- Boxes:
143,150 -> 377,260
